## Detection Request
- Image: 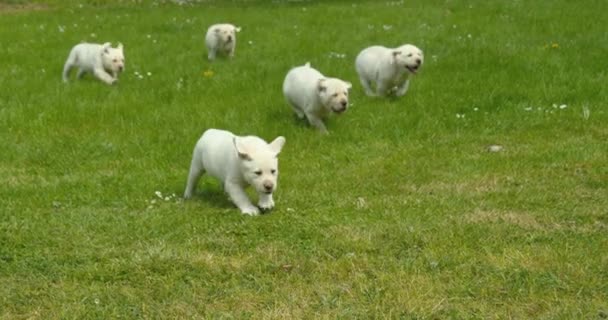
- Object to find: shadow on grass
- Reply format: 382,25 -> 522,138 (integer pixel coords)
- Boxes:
183,181 -> 235,211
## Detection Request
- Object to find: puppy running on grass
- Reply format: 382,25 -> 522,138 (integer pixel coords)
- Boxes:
62,42 -> 125,85
205,23 -> 241,60
283,62 -> 352,133
355,44 -> 423,97
184,129 -> 286,216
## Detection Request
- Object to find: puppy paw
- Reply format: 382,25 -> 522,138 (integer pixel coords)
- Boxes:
258,199 -> 275,212
241,206 -> 260,216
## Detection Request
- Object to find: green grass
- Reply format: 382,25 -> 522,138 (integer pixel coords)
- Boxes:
1,0 -> 607,318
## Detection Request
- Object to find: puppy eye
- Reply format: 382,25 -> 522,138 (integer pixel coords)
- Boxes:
407,53 -> 413,57
271,169 -> 276,174
332,93 -> 338,97
113,59 -> 117,62
254,170 -> 262,176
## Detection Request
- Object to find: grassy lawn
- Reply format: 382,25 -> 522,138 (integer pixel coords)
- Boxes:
1,0 -> 607,318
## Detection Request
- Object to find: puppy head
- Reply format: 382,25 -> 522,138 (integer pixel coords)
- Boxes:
233,136 -> 285,194
317,78 -> 352,114
214,24 -> 240,44
392,44 -> 423,74
101,42 -> 125,74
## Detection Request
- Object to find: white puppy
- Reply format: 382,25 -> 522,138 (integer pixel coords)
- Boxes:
355,44 -> 423,97
205,23 -> 241,60
62,42 -> 125,85
184,129 -> 286,216
283,62 -> 352,133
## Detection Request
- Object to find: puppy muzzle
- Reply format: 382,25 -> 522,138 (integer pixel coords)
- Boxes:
262,182 -> 274,194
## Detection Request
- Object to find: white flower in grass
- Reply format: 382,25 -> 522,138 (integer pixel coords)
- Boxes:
90,33 -> 96,38
487,145 -> 503,153
248,40 -> 253,45
524,107 -> 533,111
473,107 -> 479,112
559,104 -> 567,109
58,25 -> 65,33
382,24 -> 393,31
155,191 -> 163,198
328,52 -> 346,59
456,113 -> 465,119
147,72 -> 152,77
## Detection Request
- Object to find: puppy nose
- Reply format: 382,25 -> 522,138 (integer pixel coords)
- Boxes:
263,182 -> 273,191
415,59 -> 421,64
227,36 -> 232,41
341,100 -> 348,107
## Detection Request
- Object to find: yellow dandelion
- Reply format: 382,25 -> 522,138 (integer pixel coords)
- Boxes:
203,70 -> 214,77
551,43 -> 559,49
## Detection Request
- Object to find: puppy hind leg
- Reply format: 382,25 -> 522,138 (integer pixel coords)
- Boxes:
376,81 -> 391,97
76,68 -> 86,79
359,76 -> 376,97
293,107 -> 305,119
395,79 -> 410,97
184,156 -> 205,199
62,59 -> 74,82
305,112 -> 328,134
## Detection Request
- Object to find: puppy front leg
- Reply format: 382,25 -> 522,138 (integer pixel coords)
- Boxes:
258,193 -> 275,211
93,68 -> 116,85
207,49 -> 216,61
225,183 -> 260,216
229,44 -> 235,58
395,79 -> 410,97
305,113 -> 328,134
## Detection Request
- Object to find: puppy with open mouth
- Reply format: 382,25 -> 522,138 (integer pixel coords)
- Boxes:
283,62 -> 352,133
355,44 -> 423,97
205,23 -> 241,61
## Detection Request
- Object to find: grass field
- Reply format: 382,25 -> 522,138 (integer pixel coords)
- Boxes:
1,0 -> 607,318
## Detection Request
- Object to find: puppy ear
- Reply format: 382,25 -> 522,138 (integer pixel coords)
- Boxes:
344,81 -> 352,90
268,136 -> 286,156
235,26 -> 241,33
117,42 -> 124,50
391,50 -> 401,65
233,137 -> 252,161
317,79 -> 327,92
102,42 -> 111,54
